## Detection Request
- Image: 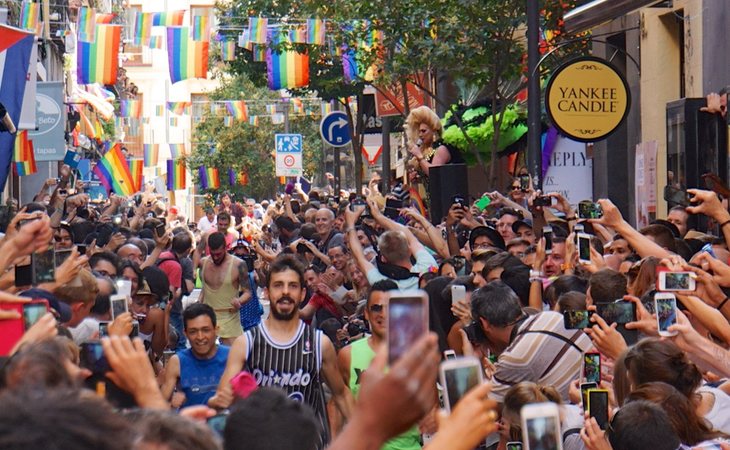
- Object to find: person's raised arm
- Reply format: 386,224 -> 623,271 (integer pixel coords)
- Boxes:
590,199 -> 671,259
208,334 -> 248,409
676,293 -> 730,346
402,207 -> 449,259
686,189 -> 730,247
488,190 -> 533,221
667,310 -> 730,377
344,205 -> 374,275
141,229 -> 170,269
368,199 -> 423,257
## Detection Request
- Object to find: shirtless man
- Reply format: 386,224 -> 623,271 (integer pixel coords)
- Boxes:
198,232 -> 251,346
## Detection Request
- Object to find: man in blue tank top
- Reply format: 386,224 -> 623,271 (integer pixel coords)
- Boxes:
161,303 -> 229,407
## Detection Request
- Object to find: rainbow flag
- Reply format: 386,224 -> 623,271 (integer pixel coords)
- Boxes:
224,101 -> 248,121
143,143 -> 158,167
149,35 -> 163,49
223,116 -> 233,127
19,1 -> 40,34
249,115 -> 259,126
248,17 -> 268,44
93,143 -> 136,196
133,11 -> 153,46
266,33 -> 309,90
289,25 -> 307,43
342,47 -> 359,83
291,98 -> 304,114
169,117 -> 178,127
321,102 -> 332,115
252,45 -> 266,62
77,7 -> 96,43
166,27 -> 209,84
77,25 -> 121,85
237,29 -> 252,50
221,40 -> 236,61
119,99 -> 142,118
198,166 -> 220,189
192,15 -> 210,41
266,104 -> 277,115
13,131 -> 37,176
96,13 -> 115,24
169,143 -> 186,158
307,19 -> 326,45
154,105 -> 164,116
128,158 -> 144,192
167,159 -> 186,190
153,10 -> 185,27
228,168 -> 248,186
167,101 -> 191,115
93,118 -> 104,142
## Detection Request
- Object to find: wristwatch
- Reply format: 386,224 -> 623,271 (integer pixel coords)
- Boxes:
529,269 -> 544,283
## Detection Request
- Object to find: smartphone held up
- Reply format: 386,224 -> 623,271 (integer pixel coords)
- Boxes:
387,290 -> 429,365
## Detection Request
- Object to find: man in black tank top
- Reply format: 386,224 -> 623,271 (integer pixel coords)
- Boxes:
209,255 -> 354,448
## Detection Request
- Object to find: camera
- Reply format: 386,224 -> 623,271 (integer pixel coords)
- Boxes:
534,196 -> 553,207
463,321 -> 488,344
578,201 -> 603,219
452,195 -> 468,210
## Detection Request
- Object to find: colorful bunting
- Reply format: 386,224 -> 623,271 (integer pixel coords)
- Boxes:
128,158 -> 144,192
307,19 -> 326,45
198,166 -> 220,189
132,11 -> 153,46
221,40 -> 237,61
223,116 -> 233,127
291,98 -> 304,114
238,29 -> 252,50
167,101 -> 191,115
143,143 -> 158,167
166,159 -> 186,190
13,130 -> 37,176
93,143 -> 136,196
169,117 -> 178,127
153,10 -> 185,27
266,32 -> 309,90
224,101 -> 248,121
154,105 -> 164,116
166,26 -> 209,84
149,35 -> 164,49
96,13 -> 115,24
77,25 -> 121,85
77,6 -> 96,43
192,15 -> 211,41
252,44 -> 266,62
119,99 -> 142,118
342,46 -> 359,83
169,143 -> 186,159
228,168 -> 248,186
248,17 -> 268,44
19,1 -> 40,34
249,116 -> 259,126
289,25 -> 307,43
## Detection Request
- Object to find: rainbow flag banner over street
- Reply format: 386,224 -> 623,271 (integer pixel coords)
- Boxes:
167,159 -> 186,190
224,101 -> 248,121
192,15 -> 210,41
119,99 -> 142,118
96,13 -> 115,24
198,166 -> 220,189
128,158 -> 144,192
19,1 -> 40,34
248,17 -> 268,43
93,143 -> 136,196
307,19 -> 326,45
133,11 -> 153,46
266,35 -> 309,90
153,10 -> 185,27
221,40 -> 237,61
13,130 -> 37,176
77,6 -> 96,43
169,143 -> 186,159
228,168 -> 248,186
166,27 -> 209,84
77,25 -> 121,85
167,101 -> 191,115
143,143 -> 158,167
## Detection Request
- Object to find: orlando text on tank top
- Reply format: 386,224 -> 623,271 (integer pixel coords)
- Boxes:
243,321 -> 330,446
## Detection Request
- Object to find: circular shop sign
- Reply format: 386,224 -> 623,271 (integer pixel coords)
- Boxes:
545,56 -> 631,143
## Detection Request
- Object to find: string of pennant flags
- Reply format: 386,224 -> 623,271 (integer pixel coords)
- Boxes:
116,98 -> 334,119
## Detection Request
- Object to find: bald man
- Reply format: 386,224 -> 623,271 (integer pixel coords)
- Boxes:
315,208 -> 344,255
117,243 -> 144,265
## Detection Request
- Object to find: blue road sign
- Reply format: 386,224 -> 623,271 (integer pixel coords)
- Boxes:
319,111 -> 352,147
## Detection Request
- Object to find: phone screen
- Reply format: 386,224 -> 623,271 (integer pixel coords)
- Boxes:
583,353 -> 601,384
207,413 -> 229,436
580,382 -> 598,406
388,295 -> 428,364
543,228 -> 553,254
110,295 -> 128,320
32,249 -> 56,284
79,342 -> 111,375
506,443 -> 523,450
662,272 -> 694,291
563,310 -> 593,329
578,235 -> 591,262
656,296 -> 678,333
589,390 -> 609,430
596,301 -> 636,324
443,364 -> 482,411
14,263 -> 32,287
525,415 -> 560,450
54,249 -> 73,266
23,302 -> 47,330
116,280 -> 132,298
99,322 -> 110,338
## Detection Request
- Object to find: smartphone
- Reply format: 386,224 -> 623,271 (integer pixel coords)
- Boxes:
439,356 -> 484,412
14,262 -> 32,287
384,198 -> 403,220
23,299 -> 49,330
582,352 -> 601,384
563,310 -> 594,329
506,443 -> 523,450
519,175 -> 530,191
521,402 -> 564,450
155,222 -> 166,237
578,201 -> 603,219
451,285 -> 466,305
543,226 -> 554,255
587,389 -> 609,430
387,291 -> 429,364
349,198 -> 367,212
534,195 -> 553,207
595,301 -> 636,325
657,271 -> 696,292
79,342 -> 111,375
130,320 -> 139,338
162,350 -> 176,366
577,233 -> 592,264
116,280 -> 132,298
99,321 -> 110,338
475,195 -> 491,211
109,294 -> 128,320
207,412 -> 230,437
32,248 -> 56,284
580,381 -> 598,406
54,249 -> 73,266
0,303 -> 24,356
655,292 -> 678,337
663,185 -> 692,207
452,195 -> 468,210
77,244 -> 87,255
443,349 -> 457,360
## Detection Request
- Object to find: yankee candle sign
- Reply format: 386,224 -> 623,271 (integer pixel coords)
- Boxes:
545,56 -> 630,143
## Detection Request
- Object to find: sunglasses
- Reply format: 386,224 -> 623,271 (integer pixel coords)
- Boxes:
511,186 -> 521,190
369,304 -> 385,313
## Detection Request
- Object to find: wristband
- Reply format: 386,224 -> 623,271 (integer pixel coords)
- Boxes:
718,297 -> 730,310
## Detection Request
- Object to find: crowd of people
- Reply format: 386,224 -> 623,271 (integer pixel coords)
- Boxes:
4,152 -> 730,450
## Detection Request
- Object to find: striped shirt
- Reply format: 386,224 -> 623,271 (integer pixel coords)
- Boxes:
243,321 -> 329,447
491,311 -> 593,402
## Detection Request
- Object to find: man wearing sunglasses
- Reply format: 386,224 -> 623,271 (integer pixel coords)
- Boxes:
337,279 -> 422,450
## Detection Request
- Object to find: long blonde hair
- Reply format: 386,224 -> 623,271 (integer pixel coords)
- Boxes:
405,106 -> 442,143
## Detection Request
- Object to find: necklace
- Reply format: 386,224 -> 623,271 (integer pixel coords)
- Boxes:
422,147 -> 436,162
